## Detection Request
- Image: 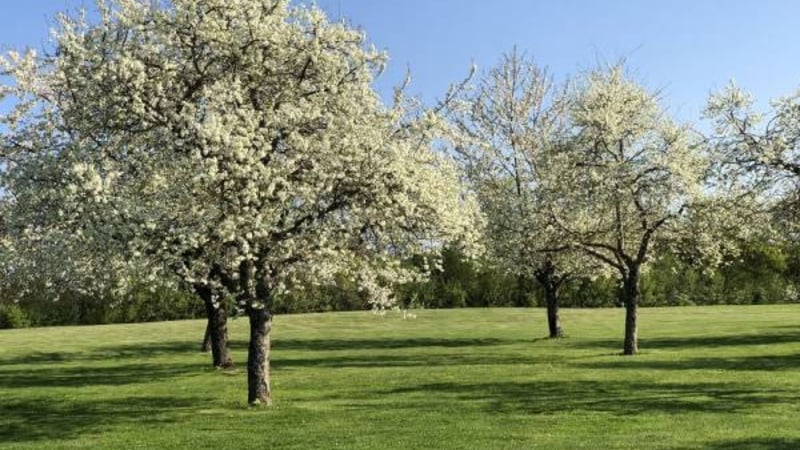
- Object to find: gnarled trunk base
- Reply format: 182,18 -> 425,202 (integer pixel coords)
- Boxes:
623,299 -> 638,355
201,323 -> 212,352
247,306 -> 272,406
198,286 -> 234,369
545,287 -> 563,338
621,268 -> 641,356
535,261 -> 565,339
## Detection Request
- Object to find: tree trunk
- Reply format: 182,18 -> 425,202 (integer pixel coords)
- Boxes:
201,322 -> 211,352
535,260 -> 565,339
621,267 -> 641,355
247,306 -> 272,406
515,274 -> 528,307
544,285 -> 563,338
198,286 -> 233,369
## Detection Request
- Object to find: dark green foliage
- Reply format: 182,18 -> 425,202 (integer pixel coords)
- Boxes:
560,277 -> 620,308
640,244 -> 796,307
406,244 -> 800,310
399,250 -> 522,309
1,283 -> 203,327
273,274 -> 371,314
0,303 -> 32,329
114,284 -> 205,323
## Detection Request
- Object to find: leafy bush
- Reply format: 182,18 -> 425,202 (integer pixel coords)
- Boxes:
0,281 -> 204,327
0,304 -> 32,329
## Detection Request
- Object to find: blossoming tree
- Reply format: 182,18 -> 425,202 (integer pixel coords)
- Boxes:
705,82 -> 800,223
448,51 -> 597,338
0,0 -> 480,405
546,66 -> 711,355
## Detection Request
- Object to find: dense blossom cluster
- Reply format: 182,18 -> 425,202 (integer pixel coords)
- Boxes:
705,81 -> 800,228
1,0 -> 481,308
0,0 -> 481,404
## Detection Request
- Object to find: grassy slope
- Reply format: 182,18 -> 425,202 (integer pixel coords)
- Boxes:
1,306 -> 800,449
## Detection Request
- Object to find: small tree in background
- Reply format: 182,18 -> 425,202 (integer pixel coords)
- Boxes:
705,82 -> 800,248
545,65 -> 715,354
448,50 -> 598,338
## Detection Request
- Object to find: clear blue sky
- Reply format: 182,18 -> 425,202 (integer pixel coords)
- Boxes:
3,1 -> 800,122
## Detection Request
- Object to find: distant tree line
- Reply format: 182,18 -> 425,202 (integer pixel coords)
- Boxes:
4,241 -> 799,329
404,245 -> 800,310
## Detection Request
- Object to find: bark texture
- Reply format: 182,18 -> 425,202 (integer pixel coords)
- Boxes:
621,265 -> 641,355
197,285 -> 234,368
247,306 -> 272,406
544,285 -> 563,338
201,322 -> 211,352
535,260 -> 566,339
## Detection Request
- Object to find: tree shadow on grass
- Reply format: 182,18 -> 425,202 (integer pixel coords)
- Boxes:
0,341 -> 200,366
576,353 -> 800,372
0,395 -> 209,445
265,337 -> 556,369
0,336 -> 542,380
681,437 -> 800,450
575,331 -> 800,351
252,337 -> 534,352
0,340 -> 215,391
272,352 -> 556,369
379,379 -> 798,416
0,361 -> 206,389
0,336 -> 547,388
0,340 -> 215,445
216,336 -> 555,369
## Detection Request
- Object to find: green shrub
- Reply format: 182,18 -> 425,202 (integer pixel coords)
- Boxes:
0,304 -> 32,329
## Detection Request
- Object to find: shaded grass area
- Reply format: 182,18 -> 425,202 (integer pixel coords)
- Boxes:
1,306 -> 800,449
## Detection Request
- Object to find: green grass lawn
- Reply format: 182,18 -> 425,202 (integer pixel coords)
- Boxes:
2,306 -> 800,449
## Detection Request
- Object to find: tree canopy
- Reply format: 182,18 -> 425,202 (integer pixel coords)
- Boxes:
0,0 -> 481,405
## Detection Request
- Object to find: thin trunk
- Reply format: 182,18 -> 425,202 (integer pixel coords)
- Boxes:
621,267 -> 641,355
201,322 -> 211,352
515,274 -> 528,307
198,286 -> 233,369
535,260 -> 565,338
545,284 -> 563,338
247,306 -> 272,406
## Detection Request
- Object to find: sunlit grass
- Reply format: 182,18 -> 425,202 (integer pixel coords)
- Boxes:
2,306 -> 800,449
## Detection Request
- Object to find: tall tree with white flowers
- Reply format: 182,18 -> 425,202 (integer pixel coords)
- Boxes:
448,50 -> 597,338
0,0 -> 480,405
546,65 -> 711,355
705,82 -> 800,229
